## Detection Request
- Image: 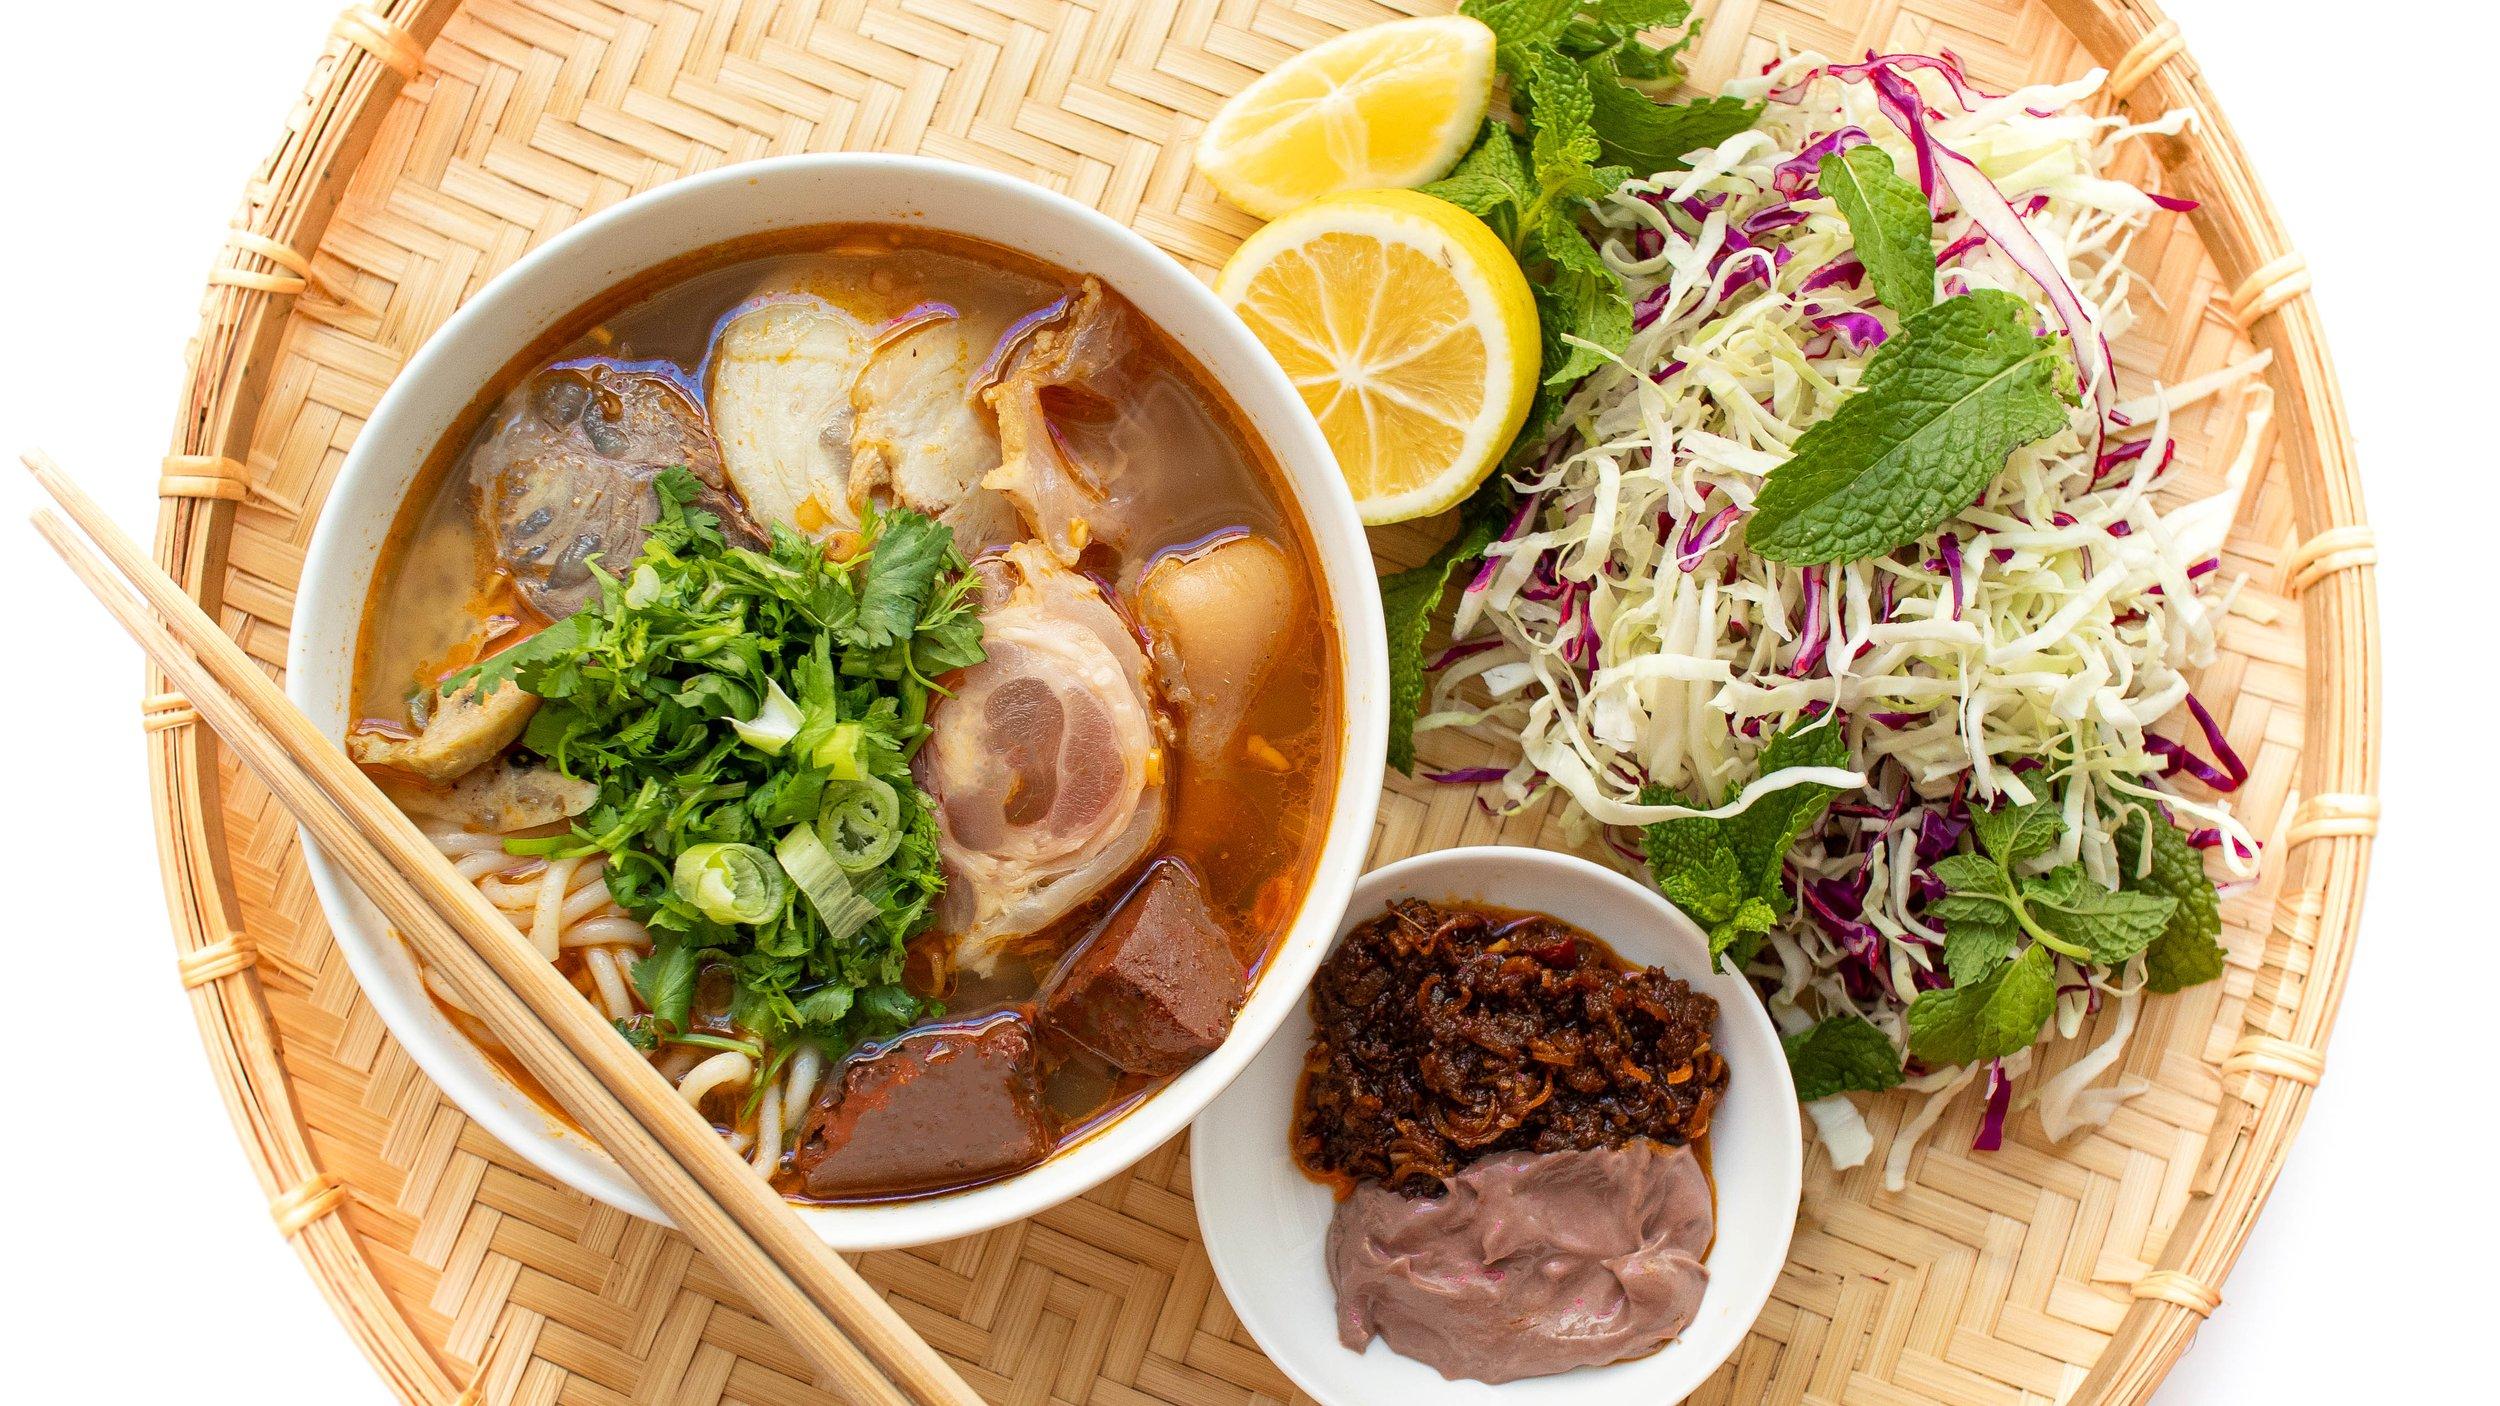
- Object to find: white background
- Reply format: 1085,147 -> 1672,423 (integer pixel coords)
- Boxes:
0,1 -> 2483,1397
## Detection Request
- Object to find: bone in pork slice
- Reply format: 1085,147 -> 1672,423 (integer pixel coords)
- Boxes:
788,1012 -> 1057,1198
468,363 -> 757,620
847,317 -> 1021,555
1136,532 -> 1306,769
915,541 -> 1166,976
349,679 -> 538,784
708,295 -> 874,537
1038,860 -> 1247,1077
980,278 -> 1129,565
389,757 -> 597,833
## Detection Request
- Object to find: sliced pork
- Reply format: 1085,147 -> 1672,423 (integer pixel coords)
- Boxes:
915,541 -> 1165,974
349,679 -> 538,784
707,295 -> 872,536
849,315 -> 1020,554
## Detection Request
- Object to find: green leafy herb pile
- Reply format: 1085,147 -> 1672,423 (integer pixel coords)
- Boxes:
1382,0 -> 1760,773
1427,0 -> 1761,450
454,469 -> 984,1059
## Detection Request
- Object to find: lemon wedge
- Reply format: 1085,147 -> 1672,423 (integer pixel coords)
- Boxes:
1218,189 -> 1539,524
1195,17 -> 1496,221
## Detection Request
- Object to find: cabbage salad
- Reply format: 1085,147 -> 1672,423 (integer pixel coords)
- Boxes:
1409,49 -> 2268,1183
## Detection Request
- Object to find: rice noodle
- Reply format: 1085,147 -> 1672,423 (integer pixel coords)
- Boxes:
750,1085 -> 785,1173
676,1050 -> 754,1113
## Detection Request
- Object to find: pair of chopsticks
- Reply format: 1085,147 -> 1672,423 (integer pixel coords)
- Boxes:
23,451 -> 984,1406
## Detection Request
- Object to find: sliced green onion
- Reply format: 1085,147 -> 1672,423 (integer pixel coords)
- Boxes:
670,842 -> 786,926
775,822 -> 880,942
812,720 -> 867,779
669,1031 -> 763,1059
624,562 -> 665,608
818,776 -> 902,873
730,676 -> 805,755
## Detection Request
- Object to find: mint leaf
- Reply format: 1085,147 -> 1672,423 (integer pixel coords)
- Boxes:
1720,711 -> 1848,896
1906,941 -> 2058,1067
1586,0 -> 1691,28
1424,121 -> 1536,247
1819,144 -> 1933,315
2117,810 -> 2227,992
1641,714 -> 1852,968
1587,58 -> 1761,174
1463,0 -> 1581,61
1380,498 -> 1508,774
2021,864 -> 2176,966
1531,206 -> 1632,387
1970,797 -> 2063,866
1784,1014 -> 1905,1101
1747,290 -> 2076,565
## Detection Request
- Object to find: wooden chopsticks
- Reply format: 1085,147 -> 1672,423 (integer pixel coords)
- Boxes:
23,451 -> 985,1406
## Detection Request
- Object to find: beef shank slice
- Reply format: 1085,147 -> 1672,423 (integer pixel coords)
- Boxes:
1039,860 -> 1247,1077
469,362 -> 758,619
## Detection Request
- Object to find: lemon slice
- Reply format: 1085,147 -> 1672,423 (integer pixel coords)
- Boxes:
1218,189 -> 1539,525
1195,17 -> 1496,221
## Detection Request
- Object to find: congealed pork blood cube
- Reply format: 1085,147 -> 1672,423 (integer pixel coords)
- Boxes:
1038,860 -> 1249,1076
789,1012 -> 1056,1198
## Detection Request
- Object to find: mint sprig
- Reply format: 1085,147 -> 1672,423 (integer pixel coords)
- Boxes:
1426,0 -> 1763,449
1911,798 -> 2180,1066
1746,290 -> 2076,565
1380,491 -> 1509,774
2116,808 -> 2228,992
1640,712 -> 1850,968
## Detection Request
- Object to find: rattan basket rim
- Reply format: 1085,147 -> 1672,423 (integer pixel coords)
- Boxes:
142,2 -> 2379,1403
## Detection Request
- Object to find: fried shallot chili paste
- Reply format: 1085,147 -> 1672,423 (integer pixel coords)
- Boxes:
1294,899 -> 1728,1196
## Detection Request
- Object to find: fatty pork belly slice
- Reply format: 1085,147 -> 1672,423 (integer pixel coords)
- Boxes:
916,542 -> 1166,975
707,294 -> 873,537
848,313 -> 1021,555
468,362 -> 757,620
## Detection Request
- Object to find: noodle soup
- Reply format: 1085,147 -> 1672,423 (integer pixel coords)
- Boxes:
350,225 -> 1341,1203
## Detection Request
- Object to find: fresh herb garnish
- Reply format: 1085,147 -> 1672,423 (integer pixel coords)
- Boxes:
2117,808 -> 2227,992
1905,939 -> 2060,1068
1819,143 -> 1934,315
1639,711 -> 1849,968
452,467 -> 982,1054
1426,0 -> 1762,446
1746,290 -> 2076,564
1784,1014 -> 1906,1101
1909,798 -> 2179,1065
1382,493 -> 1510,774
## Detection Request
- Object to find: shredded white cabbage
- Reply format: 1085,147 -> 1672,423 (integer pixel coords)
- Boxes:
1427,53 -> 2264,1173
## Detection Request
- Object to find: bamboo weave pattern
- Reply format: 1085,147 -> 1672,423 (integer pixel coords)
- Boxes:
148,1 -> 2376,1402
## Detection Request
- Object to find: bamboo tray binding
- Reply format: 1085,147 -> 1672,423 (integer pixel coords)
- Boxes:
145,1 -> 2375,1402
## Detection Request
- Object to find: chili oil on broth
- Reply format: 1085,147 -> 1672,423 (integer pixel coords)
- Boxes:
348,224 -> 1343,1200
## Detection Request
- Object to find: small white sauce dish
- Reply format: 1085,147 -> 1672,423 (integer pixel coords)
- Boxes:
1190,844 -> 1801,1406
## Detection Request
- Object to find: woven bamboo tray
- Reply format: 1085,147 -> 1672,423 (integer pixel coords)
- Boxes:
146,1 -> 2375,1401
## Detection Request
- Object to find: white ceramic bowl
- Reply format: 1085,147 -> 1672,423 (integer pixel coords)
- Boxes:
288,154 -> 1388,1249
1191,845 -> 1802,1406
